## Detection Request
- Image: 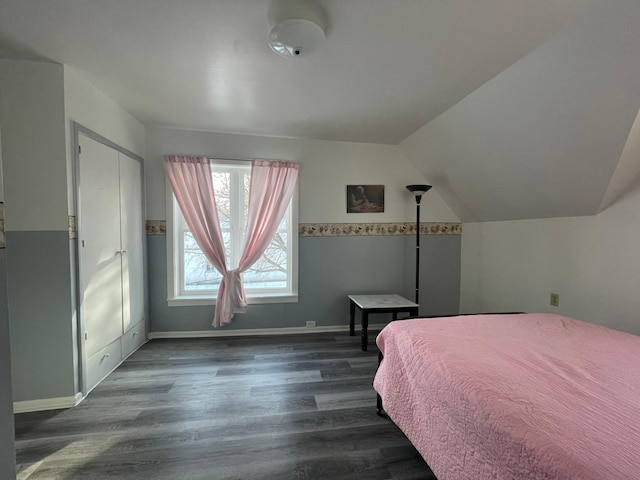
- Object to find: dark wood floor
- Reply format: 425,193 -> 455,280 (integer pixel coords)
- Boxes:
14,332 -> 435,479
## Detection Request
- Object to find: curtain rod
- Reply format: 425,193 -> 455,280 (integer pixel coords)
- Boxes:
166,155 -> 254,163
169,155 -> 294,164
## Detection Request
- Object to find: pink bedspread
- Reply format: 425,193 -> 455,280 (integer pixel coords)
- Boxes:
373,313 -> 640,480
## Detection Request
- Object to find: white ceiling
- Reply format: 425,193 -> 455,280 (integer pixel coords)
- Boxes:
0,0 -> 593,144
1,0 -> 639,221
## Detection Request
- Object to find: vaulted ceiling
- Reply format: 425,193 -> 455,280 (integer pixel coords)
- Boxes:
1,0 -> 639,221
400,1 -> 640,221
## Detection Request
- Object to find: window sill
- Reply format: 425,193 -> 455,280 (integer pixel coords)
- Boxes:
167,293 -> 298,307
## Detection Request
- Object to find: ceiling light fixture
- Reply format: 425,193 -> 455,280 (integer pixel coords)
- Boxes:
268,0 -> 327,58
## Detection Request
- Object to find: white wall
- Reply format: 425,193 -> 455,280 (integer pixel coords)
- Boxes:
0,60 -> 68,231
461,181 -> 640,334
64,66 -> 146,213
146,127 -> 458,223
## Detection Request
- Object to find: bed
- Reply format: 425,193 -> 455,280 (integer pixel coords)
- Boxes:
373,313 -> 640,480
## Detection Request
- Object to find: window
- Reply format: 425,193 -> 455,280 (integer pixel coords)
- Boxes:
166,159 -> 298,306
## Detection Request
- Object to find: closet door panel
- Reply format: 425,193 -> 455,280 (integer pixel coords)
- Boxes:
78,135 -> 123,358
118,153 -> 145,333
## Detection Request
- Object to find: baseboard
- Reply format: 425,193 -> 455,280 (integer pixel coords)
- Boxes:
14,340 -> 148,414
14,392 -> 84,414
149,324 -> 388,339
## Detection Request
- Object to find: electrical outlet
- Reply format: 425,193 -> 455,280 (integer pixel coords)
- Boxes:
550,293 -> 560,307
306,321 -> 316,328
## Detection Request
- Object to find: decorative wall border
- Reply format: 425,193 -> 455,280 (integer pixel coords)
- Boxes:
299,222 -> 461,236
0,203 -> 4,248
68,215 -> 77,239
146,220 -> 167,236
0,209 -> 77,245
145,220 -> 461,236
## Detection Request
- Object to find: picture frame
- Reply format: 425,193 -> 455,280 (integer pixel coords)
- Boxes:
346,185 -> 385,213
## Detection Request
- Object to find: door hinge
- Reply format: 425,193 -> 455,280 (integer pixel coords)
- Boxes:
84,332 -> 88,340
78,145 -> 82,154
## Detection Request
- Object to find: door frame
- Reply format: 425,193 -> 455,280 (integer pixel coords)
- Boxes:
72,122 -> 147,397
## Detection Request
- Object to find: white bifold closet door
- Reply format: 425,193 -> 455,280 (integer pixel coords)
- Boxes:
78,133 -> 144,391
118,154 -> 144,334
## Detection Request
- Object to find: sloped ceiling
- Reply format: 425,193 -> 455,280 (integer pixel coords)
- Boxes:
400,1 -> 640,222
1,0 -> 639,222
0,32 -> 49,62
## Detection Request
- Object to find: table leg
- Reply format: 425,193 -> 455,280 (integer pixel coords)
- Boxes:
361,311 -> 369,351
349,300 -> 355,336
392,312 -> 398,322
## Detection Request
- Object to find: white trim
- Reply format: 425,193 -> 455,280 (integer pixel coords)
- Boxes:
13,341 -> 150,413
166,183 -> 178,303
167,294 -> 298,307
148,323 -> 388,339
13,392 -> 84,414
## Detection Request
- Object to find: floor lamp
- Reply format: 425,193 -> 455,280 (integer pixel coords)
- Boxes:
406,184 -> 432,305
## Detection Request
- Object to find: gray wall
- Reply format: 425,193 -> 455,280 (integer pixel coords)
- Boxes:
6,231 -> 76,401
0,250 -> 16,479
149,233 -> 461,332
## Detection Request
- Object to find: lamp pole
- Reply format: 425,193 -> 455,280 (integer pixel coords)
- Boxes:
406,185 -> 432,306
414,194 -> 422,304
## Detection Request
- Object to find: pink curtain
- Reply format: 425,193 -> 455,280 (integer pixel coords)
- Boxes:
163,155 -> 229,325
218,160 -> 299,326
164,156 -> 298,328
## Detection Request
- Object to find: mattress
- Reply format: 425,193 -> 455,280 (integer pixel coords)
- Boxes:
373,313 -> 640,480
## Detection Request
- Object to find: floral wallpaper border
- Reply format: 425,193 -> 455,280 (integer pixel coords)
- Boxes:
145,220 -> 461,237
0,203 -> 4,248
0,209 -> 75,245
299,222 -> 461,236
146,220 -> 167,236
68,216 -> 77,239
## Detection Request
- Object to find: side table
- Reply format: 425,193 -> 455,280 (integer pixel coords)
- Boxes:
348,294 -> 419,351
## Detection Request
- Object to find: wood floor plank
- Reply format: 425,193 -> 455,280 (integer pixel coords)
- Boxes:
215,359 -> 352,376
14,331 -> 434,479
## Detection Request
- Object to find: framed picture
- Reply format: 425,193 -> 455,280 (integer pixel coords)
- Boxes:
346,185 -> 385,213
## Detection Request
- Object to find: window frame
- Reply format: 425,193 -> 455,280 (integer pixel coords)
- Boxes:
166,158 -> 298,307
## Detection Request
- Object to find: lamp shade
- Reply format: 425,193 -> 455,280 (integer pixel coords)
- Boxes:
406,184 -> 432,197
268,18 -> 325,58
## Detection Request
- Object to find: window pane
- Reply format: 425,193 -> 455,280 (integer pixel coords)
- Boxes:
183,232 -> 222,291
241,172 -> 250,234
244,232 -> 288,290
212,172 -> 231,229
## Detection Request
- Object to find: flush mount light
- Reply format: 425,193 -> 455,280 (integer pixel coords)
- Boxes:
268,18 -> 325,58
267,0 -> 327,58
